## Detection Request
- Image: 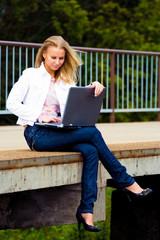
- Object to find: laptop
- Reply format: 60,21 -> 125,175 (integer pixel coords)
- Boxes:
35,87 -> 105,129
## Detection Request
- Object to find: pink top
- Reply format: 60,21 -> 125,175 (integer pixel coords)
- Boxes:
38,78 -> 60,122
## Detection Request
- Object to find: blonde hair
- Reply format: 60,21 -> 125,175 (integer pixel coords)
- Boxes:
35,36 -> 82,84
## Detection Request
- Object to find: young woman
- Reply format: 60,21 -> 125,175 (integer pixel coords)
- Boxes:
7,36 -> 152,232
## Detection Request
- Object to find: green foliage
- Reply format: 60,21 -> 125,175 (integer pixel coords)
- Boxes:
0,188 -> 114,240
1,0 -> 160,51
114,111 -> 157,122
90,2 -> 132,49
0,0 -> 53,42
131,0 -> 160,51
89,0 -> 160,51
51,0 -> 90,45
1,0 -> 160,123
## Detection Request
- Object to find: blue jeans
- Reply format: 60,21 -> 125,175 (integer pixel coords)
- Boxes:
24,125 -> 135,213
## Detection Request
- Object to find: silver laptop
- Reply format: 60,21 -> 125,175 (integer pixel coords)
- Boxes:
35,87 -> 105,128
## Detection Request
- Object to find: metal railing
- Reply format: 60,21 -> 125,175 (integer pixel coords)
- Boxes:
0,40 -> 160,122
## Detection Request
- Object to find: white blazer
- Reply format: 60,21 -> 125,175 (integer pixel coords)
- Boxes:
7,63 -> 75,126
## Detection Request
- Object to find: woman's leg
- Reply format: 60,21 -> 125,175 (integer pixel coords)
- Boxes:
26,125 -> 135,187
70,143 -> 100,227
24,126 -> 99,211
69,143 -> 99,214
25,125 -> 150,227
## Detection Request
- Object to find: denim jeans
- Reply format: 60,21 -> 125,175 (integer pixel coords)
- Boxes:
24,124 -> 135,213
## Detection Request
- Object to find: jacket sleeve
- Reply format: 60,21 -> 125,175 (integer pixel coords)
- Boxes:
6,70 -> 41,121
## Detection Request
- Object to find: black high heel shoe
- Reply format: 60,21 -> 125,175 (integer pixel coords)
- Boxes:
76,211 -> 101,232
125,188 -> 152,202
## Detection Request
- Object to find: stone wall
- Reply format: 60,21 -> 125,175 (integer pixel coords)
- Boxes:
0,183 -> 106,229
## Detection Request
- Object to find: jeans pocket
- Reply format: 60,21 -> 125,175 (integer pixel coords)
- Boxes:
24,126 -> 33,150
24,125 -> 40,150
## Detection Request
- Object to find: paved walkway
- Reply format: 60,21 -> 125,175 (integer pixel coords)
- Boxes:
0,121 -> 160,150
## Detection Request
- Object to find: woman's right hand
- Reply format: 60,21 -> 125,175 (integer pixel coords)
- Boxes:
41,115 -> 61,123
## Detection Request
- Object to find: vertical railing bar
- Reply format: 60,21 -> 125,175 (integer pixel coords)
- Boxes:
127,54 -> 129,108
79,52 -> 82,86
0,46 -> 1,109
32,48 -> 35,67
96,52 -> 98,82
122,54 -> 124,109
101,53 -> 104,108
110,53 -> 115,123
19,46 -> 22,77
136,55 -> 139,109
145,56 -> 148,108
106,53 -> 109,108
117,54 -> 119,109
90,52 -> 93,84
155,56 -> 158,108
101,53 -> 104,86
150,56 -> 153,108
25,47 -> 28,69
158,56 -> 160,120
132,54 -> 134,109
12,46 -> 15,86
85,52 -> 87,86
5,46 -> 8,108
141,55 -> 144,108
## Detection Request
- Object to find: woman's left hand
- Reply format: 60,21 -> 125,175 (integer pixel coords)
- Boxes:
88,81 -> 104,97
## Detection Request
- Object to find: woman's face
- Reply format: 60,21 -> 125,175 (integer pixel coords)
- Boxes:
43,46 -> 65,75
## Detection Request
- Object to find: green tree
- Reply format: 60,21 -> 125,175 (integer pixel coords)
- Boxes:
90,2 -> 133,49
0,0 -> 90,45
1,0 -> 160,51
131,0 -> 160,51
89,0 -> 160,51
113,0 -> 140,9
51,0 -> 90,45
0,0 -> 54,42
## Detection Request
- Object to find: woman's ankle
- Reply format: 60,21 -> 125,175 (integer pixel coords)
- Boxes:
81,213 -> 94,226
125,182 -> 143,194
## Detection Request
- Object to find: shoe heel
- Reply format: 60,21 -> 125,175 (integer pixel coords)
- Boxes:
126,193 -> 132,202
78,221 -> 81,231
76,211 -> 82,231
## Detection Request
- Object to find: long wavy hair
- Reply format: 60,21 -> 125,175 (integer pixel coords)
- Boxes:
35,36 -> 82,84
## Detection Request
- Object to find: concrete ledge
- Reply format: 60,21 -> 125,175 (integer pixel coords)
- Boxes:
0,141 -> 160,194
0,140 -> 160,167
0,149 -> 108,196
0,150 -> 83,170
